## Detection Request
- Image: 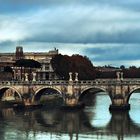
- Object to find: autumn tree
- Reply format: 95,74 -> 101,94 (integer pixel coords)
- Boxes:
122,66 -> 140,78
51,54 -> 96,80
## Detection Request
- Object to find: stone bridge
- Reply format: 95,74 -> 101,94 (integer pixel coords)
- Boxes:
0,77 -> 140,110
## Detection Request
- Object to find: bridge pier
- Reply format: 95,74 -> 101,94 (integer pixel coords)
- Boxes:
109,72 -> 130,110
109,91 -> 130,111
62,72 -> 83,108
65,96 -> 79,107
64,83 -> 79,107
109,104 -> 130,111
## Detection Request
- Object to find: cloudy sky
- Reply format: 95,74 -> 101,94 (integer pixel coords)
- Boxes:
0,0 -> 140,67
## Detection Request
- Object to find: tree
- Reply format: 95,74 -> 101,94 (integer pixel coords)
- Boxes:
51,54 -> 96,80
51,54 -> 70,79
120,65 -> 125,70
122,67 -> 140,78
14,59 -> 41,80
70,55 -> 96,80
4,66 -> 13,73
14,59 -> 41,68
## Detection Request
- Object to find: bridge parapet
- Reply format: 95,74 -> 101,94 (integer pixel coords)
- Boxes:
1,79 -> 140,89
0,80 -> 69,86
77,79 -> 140,85
1,79 -> 140,87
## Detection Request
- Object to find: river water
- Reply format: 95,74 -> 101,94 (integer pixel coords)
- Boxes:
0,92 -> 140,140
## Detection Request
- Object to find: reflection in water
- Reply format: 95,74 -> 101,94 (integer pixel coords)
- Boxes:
0,93 -> 140,139
129,93 -> 140,126
85,92 -> 111,128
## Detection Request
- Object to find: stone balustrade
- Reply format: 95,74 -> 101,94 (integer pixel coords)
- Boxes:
1,78 -> 140,86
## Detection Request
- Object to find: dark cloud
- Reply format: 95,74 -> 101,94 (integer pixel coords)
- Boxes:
84,44 -> 140,61
24,26 -> 140,44
0,0 -> 140,67
0,0 -> 140,45
0,0 -> 140,13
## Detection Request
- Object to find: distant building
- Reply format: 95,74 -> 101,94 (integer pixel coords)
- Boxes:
0,46 -> 59,81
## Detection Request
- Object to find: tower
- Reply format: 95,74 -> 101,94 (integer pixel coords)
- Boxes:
15,46 -> 24,60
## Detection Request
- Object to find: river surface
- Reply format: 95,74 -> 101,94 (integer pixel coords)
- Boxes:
0,92 -> 140,140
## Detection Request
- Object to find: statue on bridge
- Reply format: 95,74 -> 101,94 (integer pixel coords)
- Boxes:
116,71 -> 123,81
69,72 -> 79,82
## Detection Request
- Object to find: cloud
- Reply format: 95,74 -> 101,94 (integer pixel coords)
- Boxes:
83,43 -> 140,66
1,3 -> 140,44
0,0 -> 140,67
0,0 -> 140,11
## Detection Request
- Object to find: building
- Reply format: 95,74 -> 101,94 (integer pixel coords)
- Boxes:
0,46 -> 59,81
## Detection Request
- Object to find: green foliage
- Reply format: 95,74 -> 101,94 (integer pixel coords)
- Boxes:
120,65 -> 125,70
4,66 -> 13,73
14,59 -> 41,68
51,54 -> 96,80
51,54 -> 70,79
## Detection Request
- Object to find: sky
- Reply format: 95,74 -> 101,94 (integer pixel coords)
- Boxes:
0,0 -> 140,67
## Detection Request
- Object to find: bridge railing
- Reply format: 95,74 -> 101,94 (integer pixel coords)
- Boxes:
1,78 -> 140,86
77,79 -> 140,85
76,80 -> 116,85
0,80 -> 69,86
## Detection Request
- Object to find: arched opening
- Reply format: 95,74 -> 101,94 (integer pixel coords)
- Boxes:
79,87 -> 111,128
34,87 -> 63,107
127,88 -> 140,104
0,87 -> 22,107
128,88 -> 140,125
79,87 -> 111,106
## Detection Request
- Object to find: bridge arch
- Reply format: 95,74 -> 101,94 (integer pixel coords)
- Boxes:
127,87 -> 140,103
79,86 -> 111,103
81,86 -> 107,95
33,86 -> 63,102
0,86 -> 22,101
